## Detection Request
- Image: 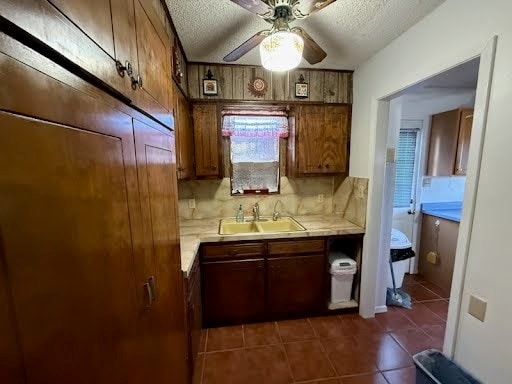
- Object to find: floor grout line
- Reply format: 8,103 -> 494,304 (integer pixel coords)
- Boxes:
307,317 -> 339,379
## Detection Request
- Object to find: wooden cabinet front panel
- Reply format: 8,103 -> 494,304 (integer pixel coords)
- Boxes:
268,239 -> 325,256
202,259 -> 265,326
193,103 -> 221,177
175,84 -> 195,179
323,106 -> 349,173
111,0 -> 139,76
418,214 -> 459,293
187,264 -> 202,372
0,260 -> 24,384
0,111 -> 138,384
427,109 -> 461,176
49,0 -> 116,57
133,120 -> 188,384
202,242 -> 265,261
267,255 -> 325,316
133,0 -> 170,110
297,105 -> 325,174
455,109 -> 473,175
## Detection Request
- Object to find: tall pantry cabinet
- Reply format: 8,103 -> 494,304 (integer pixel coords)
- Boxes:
0,0 -> 188,383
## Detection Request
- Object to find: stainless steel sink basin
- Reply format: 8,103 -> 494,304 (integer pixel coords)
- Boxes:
219,217 -> 305,235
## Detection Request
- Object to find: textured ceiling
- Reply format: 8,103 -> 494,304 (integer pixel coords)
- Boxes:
166,0 -> 445,70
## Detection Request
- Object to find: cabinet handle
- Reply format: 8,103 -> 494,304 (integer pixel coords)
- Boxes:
116,60 -> 133,77
318,164 -> 322,169
148,276 -> 157,301
131,74 -> 143,90
211,166 -> 217,171
144,282 -> 154,307
325,164 -> 330,169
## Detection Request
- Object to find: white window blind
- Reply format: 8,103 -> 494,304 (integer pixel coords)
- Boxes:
394,129 -> 418,208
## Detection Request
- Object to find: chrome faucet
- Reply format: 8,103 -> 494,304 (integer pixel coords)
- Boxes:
272,200 -> 282,221
252,203 -> 260,222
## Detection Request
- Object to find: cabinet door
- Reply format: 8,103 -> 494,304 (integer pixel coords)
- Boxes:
187,266 -> 202,371
111,0 -> 139,76
175,84 -> 195,179
418,215 -> 459,293
297,106 -> 326,174
0,110 -> 139,384
49,0 -> 116,57
202,259 -> 265,326
323,105 -> 350,173
193,104 -> 221,177
455,110 -> 473,175
133,0 -> 170,110
133,120 -> 189,384
268,255 -> 325,317
0,259 -> 24,384
427,109 -> 461,176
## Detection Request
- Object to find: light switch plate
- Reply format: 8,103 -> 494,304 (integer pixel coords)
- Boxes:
317,194 -> 324,203
188,199 -> 196,209
468,294 -> 487,322
423,177 -> 432,187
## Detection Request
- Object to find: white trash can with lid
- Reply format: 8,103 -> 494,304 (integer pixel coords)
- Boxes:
329,253 -> 357,304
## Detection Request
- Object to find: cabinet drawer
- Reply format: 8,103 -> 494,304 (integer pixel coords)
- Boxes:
268,239 -> 325,256
201,242 -> 264,261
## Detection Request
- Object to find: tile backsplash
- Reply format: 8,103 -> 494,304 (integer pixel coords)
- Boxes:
178,176 -> 369,227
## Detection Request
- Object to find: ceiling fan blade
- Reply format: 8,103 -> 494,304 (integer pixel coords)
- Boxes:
229,0 -> 272,17
223,31 -> 269,62
295,0 -> 338,17
293,28 -> 327,64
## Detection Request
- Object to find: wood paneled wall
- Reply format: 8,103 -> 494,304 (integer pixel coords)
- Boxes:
188,63 -> 352,104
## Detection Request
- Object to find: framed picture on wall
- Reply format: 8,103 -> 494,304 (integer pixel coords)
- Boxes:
203,79 -> 218,95
295,81 -> 309,98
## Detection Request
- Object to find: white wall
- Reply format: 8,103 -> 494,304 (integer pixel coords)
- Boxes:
420,176 -> 466,203
352,0 -> 512,382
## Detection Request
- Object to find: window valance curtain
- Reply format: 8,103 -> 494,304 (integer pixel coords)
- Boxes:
221,112 -> 289,138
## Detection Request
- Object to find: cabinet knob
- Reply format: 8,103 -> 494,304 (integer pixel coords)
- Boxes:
325,164 -> 330,169
318,164 -> 322,169
211,166 -> 217,171
116,60 -> 133,77
131,74 -> 143,90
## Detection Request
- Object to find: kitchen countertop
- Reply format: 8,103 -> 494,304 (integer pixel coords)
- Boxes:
180,214 -> 365,276
421,202 -> 462,222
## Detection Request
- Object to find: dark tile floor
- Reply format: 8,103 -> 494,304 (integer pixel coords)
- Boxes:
193,274 -> 449,384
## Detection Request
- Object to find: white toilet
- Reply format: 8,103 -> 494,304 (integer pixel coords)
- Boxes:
387,228 -> 414,288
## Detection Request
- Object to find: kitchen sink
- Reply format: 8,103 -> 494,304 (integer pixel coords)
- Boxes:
219,216 -> 305,235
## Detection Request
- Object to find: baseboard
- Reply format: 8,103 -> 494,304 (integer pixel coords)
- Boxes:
375,305 -> 388,314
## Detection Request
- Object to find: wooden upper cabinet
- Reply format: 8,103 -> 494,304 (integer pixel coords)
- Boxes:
133,0 -> 170,110
324,106 -> 350,173
427,108 -> 473,176
455,110 -> 473,175
290,105 -> 350,176
174,83 -> 195,180
192,103 -> 221,178
0,0 -> 174,127
48,0 -> 116,57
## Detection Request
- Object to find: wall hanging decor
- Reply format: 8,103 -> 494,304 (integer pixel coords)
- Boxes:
203,69 -> 218,96
172,37 -> 183,83
248,77 -> 268,98
295,74 -> 308,98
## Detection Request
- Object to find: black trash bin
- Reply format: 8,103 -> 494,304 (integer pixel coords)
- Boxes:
413,349 -> 482,384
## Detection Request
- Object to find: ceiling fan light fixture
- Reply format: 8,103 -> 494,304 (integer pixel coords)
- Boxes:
259,31 -> 304,72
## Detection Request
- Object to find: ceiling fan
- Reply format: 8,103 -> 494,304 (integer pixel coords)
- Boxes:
224,0 -> 337,70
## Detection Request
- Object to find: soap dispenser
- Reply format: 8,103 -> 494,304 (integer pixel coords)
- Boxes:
236,205 -> 244,223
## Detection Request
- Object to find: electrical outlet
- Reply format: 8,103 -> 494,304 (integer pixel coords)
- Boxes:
317,194 -> 324,203
188,199 -> 196,209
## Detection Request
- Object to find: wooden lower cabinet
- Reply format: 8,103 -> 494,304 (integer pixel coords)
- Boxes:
268,255 -> 326,317
184,257 -> 202,377
202,259 -> 266,326
201,239 -> 328,326
418,214 -> 459,293
0,32 -> 188,384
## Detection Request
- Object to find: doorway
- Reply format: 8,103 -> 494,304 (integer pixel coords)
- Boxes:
369,37 -> 496,357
